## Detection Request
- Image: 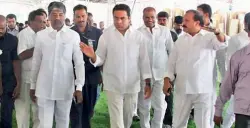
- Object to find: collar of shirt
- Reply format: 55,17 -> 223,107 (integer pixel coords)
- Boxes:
241,30 -> 249,38
48,24 -> 67,33
26,26 -> 36,35
184,29 -> 206,37
111,25 -> 134,36
71,24 -> 93,34
142,24 -> 160,29
7,25 -> 19,32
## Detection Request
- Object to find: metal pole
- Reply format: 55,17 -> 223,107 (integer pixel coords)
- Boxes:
131,0 -> 137,15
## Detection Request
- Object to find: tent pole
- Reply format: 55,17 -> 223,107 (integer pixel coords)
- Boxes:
131,0 -> 137,15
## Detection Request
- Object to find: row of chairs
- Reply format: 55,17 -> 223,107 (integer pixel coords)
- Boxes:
164,8 -> 246,36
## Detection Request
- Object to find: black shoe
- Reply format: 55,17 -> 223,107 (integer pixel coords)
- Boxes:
133,115 -> 140,122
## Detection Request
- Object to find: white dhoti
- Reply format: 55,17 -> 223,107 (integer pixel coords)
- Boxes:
173,93 -> 212,128
15,82 -> 39,128
106,90 -> 138,128
37,98 -> 72,128
138,80 -> 167,128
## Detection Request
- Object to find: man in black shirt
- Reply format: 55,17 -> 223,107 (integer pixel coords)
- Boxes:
70,5 -> 102,128
0,15 -> 21,128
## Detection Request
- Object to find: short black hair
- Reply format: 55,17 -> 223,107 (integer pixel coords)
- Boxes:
73,4 -> 87,13
65,18 -> 70,22
157,11 -> 169,19
6,14 -> 17,20
174,16 -> 183,24
197,4 -> 212,19
244,12 -> 250,24
19,23 -> 24,27
88,12 -> 93,17
28,10 -> 44,22
186,10 -> 204,26
113,4 -> 131,17
36,8 -> 47,17
48,1 -> 66,15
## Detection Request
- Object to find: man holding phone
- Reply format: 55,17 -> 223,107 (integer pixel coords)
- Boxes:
163,10 -> 227,128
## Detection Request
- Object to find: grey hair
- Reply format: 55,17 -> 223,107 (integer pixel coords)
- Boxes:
48,1 -> 66,15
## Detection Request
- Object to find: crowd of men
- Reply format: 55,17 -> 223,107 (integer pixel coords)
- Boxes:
0,1 -> 250,128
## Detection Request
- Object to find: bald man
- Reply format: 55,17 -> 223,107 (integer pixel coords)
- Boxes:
0,15 -> 21,128
138,7 -> 173,128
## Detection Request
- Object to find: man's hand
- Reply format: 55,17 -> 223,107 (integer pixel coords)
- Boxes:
0,82 -> 3,96
12,85 -> 20,99
144,85 -> 152,99
214,116 -> 223,126
80,42 -> 96,60
163,78 -> 172,96
74,90 -> 83,104
30,89 -> 37,103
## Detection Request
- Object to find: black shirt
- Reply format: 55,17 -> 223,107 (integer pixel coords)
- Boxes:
170,31 -> 178,42
0,32 -> 18,91
71,25 -> 102,85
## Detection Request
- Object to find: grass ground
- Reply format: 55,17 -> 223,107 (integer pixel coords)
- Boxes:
10,81 -> 234,128
10,92 -> 233,128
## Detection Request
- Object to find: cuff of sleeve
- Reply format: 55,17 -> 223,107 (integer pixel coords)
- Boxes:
165,72 -> 175,81
214,107 -> 223,117
142,74 -> 152,80
30,83 -> 36,90
76,84 -> 83,91
89,55 -> 100,67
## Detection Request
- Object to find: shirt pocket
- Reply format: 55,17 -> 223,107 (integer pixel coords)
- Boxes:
60,43 -> 73,60
156,36 -> 166,51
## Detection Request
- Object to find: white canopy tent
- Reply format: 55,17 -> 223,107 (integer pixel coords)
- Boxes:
0,0 -> 250,27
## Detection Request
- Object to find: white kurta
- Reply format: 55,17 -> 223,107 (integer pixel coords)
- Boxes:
90,25 -> 152,128
30,25 -> 85,128
167,30 -> 227,128
137,24 -> 173,128
91,25 -> 152,94
16,26 -> 39,128
30,25 -> 85,100
222,30 -> 249,128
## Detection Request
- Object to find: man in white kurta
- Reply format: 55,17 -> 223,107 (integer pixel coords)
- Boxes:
80,4 -> 152,128
163,10 -> 227,128
30,2 -> 85,128
16,9 -> 47,128
137,7 -> 173,128
220,12 -> 250,128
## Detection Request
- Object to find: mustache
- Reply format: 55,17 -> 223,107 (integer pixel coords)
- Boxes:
77,21 -> 85,24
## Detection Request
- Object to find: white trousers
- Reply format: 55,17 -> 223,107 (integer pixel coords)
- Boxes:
15,82 -> 39,128
106,90 -> 138,128
173,93 -> 212,128
138,80 -> 167,128
210,86 -> 217,128
222,95 -> 235,128
133,95 -> 139,116
37,98 -> 72,128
